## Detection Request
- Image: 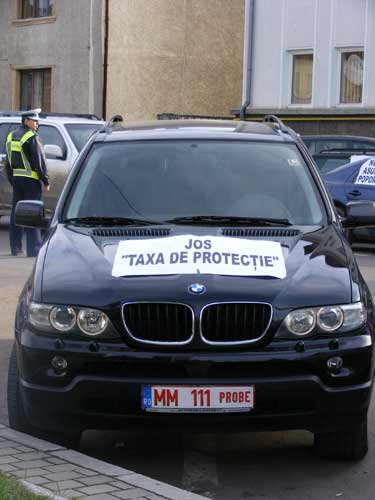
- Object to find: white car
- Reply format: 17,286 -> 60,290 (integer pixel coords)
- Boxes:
0,112 -> 104,217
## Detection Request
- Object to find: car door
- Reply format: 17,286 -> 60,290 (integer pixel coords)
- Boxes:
0,122 -> 19,213
37,124 -> 71,212
345,159 -> 375,202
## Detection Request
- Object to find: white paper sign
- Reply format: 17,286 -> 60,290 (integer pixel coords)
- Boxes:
112,235 -> 286,279
355,157 -> 375,185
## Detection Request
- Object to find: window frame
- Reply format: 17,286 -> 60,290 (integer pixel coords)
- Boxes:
18,0 -> 54,19
289,50 -> 314,107
336,47 -> 365,107
18,67 -> 53,112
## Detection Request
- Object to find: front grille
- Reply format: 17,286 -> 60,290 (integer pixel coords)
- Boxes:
122,302 -> 194,344
201,302 -> 272,345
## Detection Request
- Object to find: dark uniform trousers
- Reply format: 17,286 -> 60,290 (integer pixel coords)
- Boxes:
10,177 -> 42,257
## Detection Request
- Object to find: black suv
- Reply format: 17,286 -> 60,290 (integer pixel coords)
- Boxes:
8,116 -> 375,459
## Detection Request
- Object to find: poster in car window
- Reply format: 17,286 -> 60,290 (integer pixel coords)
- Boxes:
355,158 -> 375,185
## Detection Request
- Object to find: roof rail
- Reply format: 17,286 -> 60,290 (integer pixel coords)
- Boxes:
263,115 -> 289,133
0,110 -> 102,120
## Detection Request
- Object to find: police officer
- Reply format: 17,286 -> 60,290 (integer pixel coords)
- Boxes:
5,109 -> 50,257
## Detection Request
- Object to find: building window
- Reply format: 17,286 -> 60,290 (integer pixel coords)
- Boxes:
20,69 -> 52,112
291,53 -> 313,105
340,50 -> 364,104
20,0 -> 54,19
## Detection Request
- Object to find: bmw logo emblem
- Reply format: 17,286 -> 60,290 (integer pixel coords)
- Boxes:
188,283 -> 206,295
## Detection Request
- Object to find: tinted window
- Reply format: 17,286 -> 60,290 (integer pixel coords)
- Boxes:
65,141 -> 324,225
314,157 -> 351,173
0,123 -> 19,154
38,125 -> 67,159
351,141 -> 375,150
65,124 -> 102,152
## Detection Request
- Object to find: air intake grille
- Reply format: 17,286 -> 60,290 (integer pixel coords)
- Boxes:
122,303 -> 193,344
92,228 -> 170,237
222,228 -> 299,237
201,303 -> 272,344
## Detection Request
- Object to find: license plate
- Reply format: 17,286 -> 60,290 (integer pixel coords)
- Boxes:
141,385 -> 254,413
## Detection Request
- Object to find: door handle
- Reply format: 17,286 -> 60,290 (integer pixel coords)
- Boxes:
348,190 -> 362,196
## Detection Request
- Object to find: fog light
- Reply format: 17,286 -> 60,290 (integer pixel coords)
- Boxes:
327,356 -> 343,373
51,356 -> 68,372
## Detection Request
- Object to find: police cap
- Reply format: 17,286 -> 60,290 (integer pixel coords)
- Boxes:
21,108 -> 41,121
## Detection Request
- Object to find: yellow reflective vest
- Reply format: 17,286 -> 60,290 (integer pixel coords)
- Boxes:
6,129 -> 40,180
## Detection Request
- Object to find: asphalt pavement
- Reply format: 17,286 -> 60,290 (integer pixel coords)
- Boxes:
1,218 -> 375,499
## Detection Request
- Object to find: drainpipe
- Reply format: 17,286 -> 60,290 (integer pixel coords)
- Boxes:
102,0 -> 109,119
240,0 -> 255,121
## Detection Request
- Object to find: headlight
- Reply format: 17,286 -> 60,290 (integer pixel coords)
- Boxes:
285,309 -> 315,335
340,303 -> 365,332
28,302 -> 113,338
276,302 -> 366,339
50,306 -> 76,332
29,303 -> 52,330
77,308 -> 108,336
317,306 -> 343,332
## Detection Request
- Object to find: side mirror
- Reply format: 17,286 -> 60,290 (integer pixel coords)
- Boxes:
15,200 -> 50,229
341,200 -> 375,228
44,144 -> 64,159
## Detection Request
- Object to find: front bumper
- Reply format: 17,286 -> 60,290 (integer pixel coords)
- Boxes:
16,330 -> 374,434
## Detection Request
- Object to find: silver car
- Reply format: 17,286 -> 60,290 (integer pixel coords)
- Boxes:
0,112 -> 104,218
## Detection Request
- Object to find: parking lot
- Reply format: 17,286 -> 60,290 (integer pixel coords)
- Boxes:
1,219 -> 375,500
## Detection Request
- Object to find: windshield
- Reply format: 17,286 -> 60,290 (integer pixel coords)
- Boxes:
64,141 -> 325,225
65,124 -> 103,152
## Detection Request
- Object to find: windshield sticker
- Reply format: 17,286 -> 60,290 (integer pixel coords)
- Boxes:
112,235 -> 286,279
355,158 -> 375,185
287,158 -> 301,167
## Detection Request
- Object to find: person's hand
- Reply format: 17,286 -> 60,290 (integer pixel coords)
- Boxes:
43,184 -> 51,192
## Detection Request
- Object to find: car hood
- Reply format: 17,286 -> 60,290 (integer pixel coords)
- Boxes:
40,224 -> 353,309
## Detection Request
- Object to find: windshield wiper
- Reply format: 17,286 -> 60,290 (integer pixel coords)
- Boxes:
63,216 -> 162,226
164,215 -> 293,226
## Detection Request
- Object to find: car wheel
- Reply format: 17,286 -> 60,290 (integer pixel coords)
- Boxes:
313,419 -> 368,460
7,343 -> 81,449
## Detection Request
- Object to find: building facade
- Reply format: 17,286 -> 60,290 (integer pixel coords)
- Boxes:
0,0 -> 104,116
0,0 -> 244,121
238,0 -> 375,134
106,0 -> 244,120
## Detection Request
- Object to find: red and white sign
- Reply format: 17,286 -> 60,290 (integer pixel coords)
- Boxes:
142,385 -> 255,413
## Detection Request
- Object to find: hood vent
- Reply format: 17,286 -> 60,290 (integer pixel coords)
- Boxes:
222,228 -> 300,238
92,227 -> 171,238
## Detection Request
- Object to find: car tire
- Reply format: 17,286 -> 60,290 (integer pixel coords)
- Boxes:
313,419 -> 368,460
7,343 -> 81,449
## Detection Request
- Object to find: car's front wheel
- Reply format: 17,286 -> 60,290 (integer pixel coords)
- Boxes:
314,419 -> 368,460
7,343 -> 81,449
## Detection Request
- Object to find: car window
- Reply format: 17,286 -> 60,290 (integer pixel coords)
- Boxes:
350,141 -> 375,150
65,141 -> 325,225
38,125 -> 67,160
314,156 -> 351,173
0,123 -> 19,154
64,124 -> 103,152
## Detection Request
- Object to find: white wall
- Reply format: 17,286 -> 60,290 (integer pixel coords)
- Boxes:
251,0 -> 374,110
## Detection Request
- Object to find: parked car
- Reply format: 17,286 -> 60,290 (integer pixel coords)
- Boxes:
302,135 -> 375,174
8,116 -> 375,459
323,156 -> 375,242
0,111 -> 104,219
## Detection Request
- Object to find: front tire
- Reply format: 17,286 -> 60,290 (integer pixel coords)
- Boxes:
314,419 -> 368,460
7,343 -> 81,449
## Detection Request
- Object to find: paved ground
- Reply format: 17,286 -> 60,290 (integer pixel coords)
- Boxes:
0,425 -> 206,500
2,220 -> 375,499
